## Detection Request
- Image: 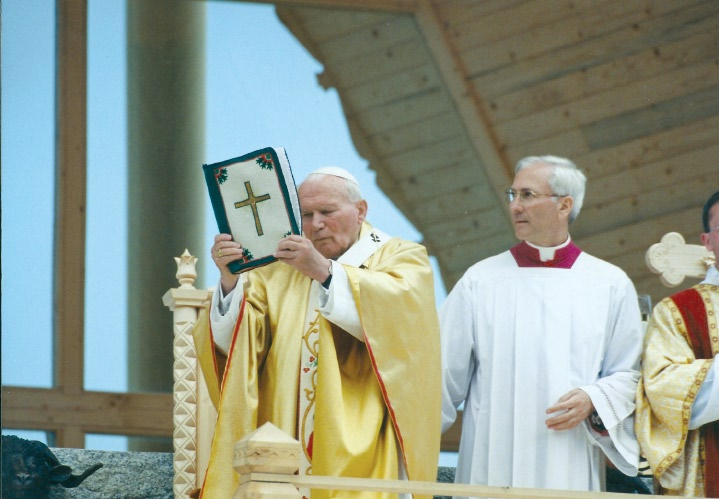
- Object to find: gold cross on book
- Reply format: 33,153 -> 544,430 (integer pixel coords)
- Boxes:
234,181 -> 271,236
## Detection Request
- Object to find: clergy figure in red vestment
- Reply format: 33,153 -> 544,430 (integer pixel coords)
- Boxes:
440,156 -> 644,496
636,190 -> 719,496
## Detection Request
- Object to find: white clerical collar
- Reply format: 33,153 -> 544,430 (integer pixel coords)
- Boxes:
526,236 -> 572,262
338,225 -> 390,267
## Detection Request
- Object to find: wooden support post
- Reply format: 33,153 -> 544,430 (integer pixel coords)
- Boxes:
233,423 -> 302,499
163,250 -> 213,499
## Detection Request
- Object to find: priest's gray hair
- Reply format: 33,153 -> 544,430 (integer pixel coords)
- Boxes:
515,155 -> 587,224
305,167 -> 363,203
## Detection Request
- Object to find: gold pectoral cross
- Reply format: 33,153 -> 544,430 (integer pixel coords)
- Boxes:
234,181 -> 271,236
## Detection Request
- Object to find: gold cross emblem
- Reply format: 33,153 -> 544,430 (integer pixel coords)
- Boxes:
234,181 -> 271,236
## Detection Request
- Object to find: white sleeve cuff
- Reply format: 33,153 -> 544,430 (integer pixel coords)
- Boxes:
690,357 -> 719,429
318,262 -> 364,341
210,278 -> 244,354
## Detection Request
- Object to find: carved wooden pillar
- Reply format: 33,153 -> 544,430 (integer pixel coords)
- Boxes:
163,250 -> 213,499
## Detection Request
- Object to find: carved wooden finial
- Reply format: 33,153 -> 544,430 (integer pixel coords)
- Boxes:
174,249 -> 198,289
234,422 -> 301,476
645,232 -> 714,287
233,423 -> 301,499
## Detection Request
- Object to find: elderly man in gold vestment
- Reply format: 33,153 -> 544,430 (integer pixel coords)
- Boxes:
196,167 -> 442,499
636,190 -> 719,496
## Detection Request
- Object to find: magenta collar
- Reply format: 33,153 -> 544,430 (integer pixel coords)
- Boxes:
510,240 -> 582,269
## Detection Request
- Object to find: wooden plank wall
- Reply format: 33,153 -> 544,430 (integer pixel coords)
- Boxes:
277,0 -> 719,305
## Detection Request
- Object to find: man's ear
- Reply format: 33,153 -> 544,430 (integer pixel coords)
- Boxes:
701,232 -> 713,252
357,199 -> 368,224
558,196 -> 574,220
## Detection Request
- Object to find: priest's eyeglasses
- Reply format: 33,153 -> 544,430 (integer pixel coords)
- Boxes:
504,188 -> 567,204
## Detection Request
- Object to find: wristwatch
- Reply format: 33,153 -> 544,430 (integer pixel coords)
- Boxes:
321,260 -> 333,288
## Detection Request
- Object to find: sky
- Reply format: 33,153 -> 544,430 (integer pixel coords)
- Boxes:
1,0 -> 447,451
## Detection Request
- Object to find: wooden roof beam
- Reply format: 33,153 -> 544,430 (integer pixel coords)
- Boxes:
413,0 -> 513,224
205,0 -> 419,14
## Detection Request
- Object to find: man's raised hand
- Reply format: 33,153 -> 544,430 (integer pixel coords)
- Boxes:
275,235 -> 331,283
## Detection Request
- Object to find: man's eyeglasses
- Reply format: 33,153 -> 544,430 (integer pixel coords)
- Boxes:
504,188 -> 567,204
707,225 -> 719,233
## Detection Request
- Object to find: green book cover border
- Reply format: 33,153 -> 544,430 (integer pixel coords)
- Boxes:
203,147 -> 301,273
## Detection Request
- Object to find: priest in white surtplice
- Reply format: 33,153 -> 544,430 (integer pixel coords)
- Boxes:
440,155 -> 643,496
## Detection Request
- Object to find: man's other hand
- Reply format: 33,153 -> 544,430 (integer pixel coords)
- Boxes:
545,388 -> 594,431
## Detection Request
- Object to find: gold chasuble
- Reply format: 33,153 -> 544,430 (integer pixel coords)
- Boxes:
636,283 -> 719,496
195,223 -> 442,499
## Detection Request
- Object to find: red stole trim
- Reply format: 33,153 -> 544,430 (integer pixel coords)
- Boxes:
220,295 -> 247,393
207,317 -> 220,386
363,328 -> 407,475
674,288 -> 712,357
672,288 -> 719,497
199,295 -> 247,499
510,240 -> 582,269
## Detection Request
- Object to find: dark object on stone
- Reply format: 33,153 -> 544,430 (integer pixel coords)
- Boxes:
1,435 -> 103,499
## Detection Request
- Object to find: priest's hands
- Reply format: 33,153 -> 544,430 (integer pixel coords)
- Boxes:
212,233 -> 241,295
275,235 -> 332,283
211,233 -> 332,294
545,388 -> 594,431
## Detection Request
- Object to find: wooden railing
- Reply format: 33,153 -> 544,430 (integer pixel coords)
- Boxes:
236,422 -> 659,499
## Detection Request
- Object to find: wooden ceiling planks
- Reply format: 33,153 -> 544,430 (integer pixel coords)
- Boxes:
367,111 -> 465,157
579,174 -> 716,234
410,180 -> 497,227
400,169 -> 496,227
293,7 -> 393,43
442,0 -> 601,53
438,0 -> 527,30
358,88 -> 453,139
582,85 -> 719,151
423,205 -> 510,254
413,0 -> 513,215
496,59 -> 719,148
585,145 -> 719,207
272,0 -> 718,301
578,206 -> 704,300
487,29 -> 718,124
578,208 -> 700,262
467,2 -> 715,97
343,62 -> 442,113
385,135 -> 475,180
313,14 -> 419,66
577,115 -> 719,180
322,37 -> 428,89
457,2 -> 660,77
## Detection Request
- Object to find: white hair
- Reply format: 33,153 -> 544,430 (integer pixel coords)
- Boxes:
515,155 -> 587,223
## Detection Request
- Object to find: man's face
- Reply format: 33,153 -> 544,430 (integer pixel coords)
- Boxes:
701,202 -> 719,265
298,175 -> 367,259
509,162 -> 573,247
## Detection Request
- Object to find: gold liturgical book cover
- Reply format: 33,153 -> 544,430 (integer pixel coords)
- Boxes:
203,147 -> 301,273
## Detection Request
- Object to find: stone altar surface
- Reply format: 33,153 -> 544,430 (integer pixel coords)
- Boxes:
48,448 -> 173,499
45,447 -> 455,499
